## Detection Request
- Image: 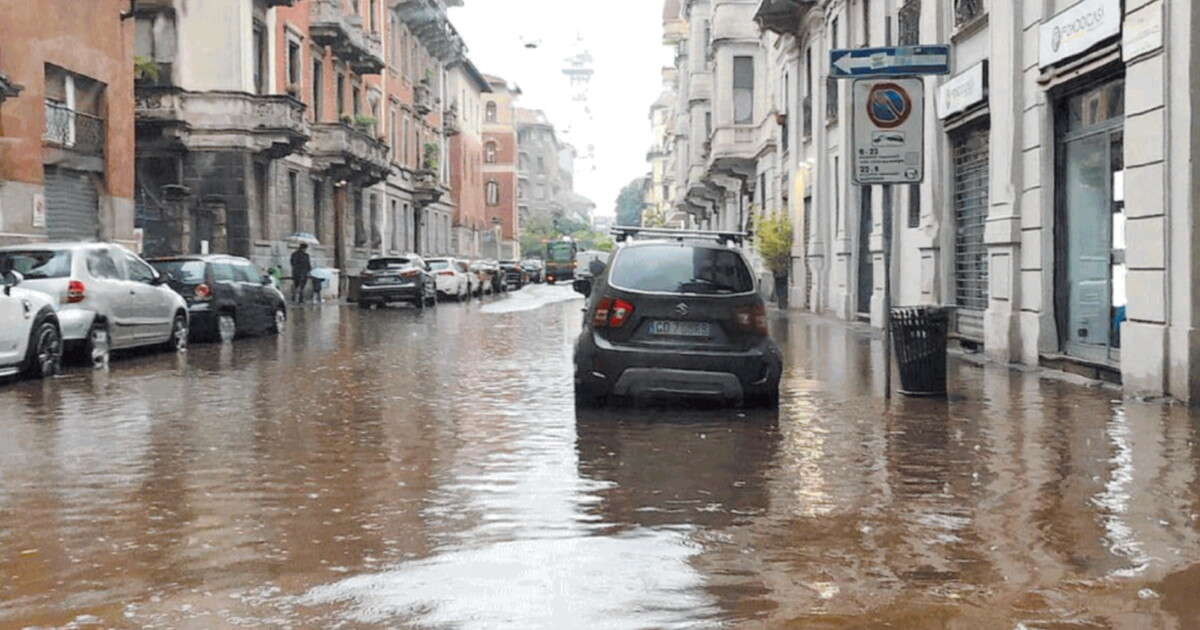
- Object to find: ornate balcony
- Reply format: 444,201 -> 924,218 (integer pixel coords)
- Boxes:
413,82 -> 434,116
706,125 -> 759,181
412,169 -> 445,207
393,0 -> 466,63
135,88 -> 308,157
443,103 -> 461,136
309,122 -> 390,186
753,0 -> 818,36
309,0 -> 385,75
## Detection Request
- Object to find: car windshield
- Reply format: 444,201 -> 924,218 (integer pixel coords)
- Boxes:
367,258 -> 411,270
150,260 -> 206,284
428,261 -> 451,270
0,250 -> 73,280
609,245 -> 754,294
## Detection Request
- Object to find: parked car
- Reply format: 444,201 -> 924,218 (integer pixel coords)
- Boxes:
425,257 -> 471,301
358,255 -> 437,309
469,261 -> 496,296
499,260 -> 528,290
0,243 -> 189,366
521,259 -> 545,284
148,255 -> 287,343
0,270 -> 63,380
572,233 -> 782,408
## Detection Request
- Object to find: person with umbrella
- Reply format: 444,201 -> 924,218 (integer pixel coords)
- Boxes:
290,243 -> 312,304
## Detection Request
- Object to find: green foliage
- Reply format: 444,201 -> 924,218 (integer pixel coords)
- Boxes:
423,142 -> 440,171
134,56 -> 159,83
642,205 -> 667,228
614,178 -> 645,227
518,214 -> 612,259
754,209 -> 793,276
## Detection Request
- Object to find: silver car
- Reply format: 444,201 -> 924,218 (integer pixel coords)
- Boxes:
0,243 -> 189,366
0,270 -> 63,380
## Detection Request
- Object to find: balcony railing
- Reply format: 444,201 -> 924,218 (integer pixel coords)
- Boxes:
825,77 -> 838,122
43,101 -> 104,155
954,0 -> 984,28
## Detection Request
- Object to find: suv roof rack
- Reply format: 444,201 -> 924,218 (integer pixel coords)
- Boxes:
610,225 -> 750,246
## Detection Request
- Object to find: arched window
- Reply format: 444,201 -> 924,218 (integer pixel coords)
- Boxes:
484,141 -> 498,164
485,101 -> 497,122
485,180 -> 500,206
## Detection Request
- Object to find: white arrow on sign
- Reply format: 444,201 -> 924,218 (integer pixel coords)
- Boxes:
830,46 -> 952,77
833,52 -> 950,74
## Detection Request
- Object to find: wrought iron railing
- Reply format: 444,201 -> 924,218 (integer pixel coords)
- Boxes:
825,77 -> 838,122
954,0 -> 984,28
898,0 -> 920,45
43,101 -> 104,155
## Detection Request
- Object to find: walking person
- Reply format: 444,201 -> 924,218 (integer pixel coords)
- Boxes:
290,243 -> 312,305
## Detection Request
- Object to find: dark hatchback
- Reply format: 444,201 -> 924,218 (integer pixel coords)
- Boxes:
358,256 -> 437,309
573,238 -> 782,407
148,255 -> 287,342
499,260 -> 527,290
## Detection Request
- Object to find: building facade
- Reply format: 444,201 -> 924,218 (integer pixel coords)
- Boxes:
446,59 -> 490,258
660,0 -> 1200,402
0,0 -> 136,248
481,75 -> 519,259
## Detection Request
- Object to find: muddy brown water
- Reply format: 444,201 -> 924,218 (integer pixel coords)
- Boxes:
1,287 -> 1198,628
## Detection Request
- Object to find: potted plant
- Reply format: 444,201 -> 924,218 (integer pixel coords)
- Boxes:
353,114 -> 376,132
753,209 -> 793,309
134,55 -> 160,84
422,142 -> 439,172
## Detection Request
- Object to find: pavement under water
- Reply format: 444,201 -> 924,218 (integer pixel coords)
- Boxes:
1,284 -> 1198,629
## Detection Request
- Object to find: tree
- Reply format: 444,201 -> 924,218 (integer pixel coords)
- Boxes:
754,210 -> 793,276
614,177 -> 646,227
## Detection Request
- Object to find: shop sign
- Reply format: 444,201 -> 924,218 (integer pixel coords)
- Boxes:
852,78 -> 925,185
1039,0 -> 1121,68
937,61 -> 987,120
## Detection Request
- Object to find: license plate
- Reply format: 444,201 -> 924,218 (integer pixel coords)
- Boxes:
649,320 -> 711,337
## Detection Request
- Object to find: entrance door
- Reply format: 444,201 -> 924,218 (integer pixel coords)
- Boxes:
1057,78 -> 1125,364
856,186 -> 873,317
951,123 -> 990,341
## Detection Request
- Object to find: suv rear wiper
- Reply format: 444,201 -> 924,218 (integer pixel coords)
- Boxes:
677,278 -> 738,294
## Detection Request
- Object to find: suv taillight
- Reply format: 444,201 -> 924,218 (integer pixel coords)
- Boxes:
735,303 -> 768,336
194,284 -> 212,301
592,297 -> 634,328
65,280 -> 85,304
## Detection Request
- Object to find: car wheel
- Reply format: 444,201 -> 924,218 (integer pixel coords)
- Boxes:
72,321 -> 111,368
270,308 -> 286,334
217,312 -> 237,343
23,318 -> 63,379
164,313 -> 189,353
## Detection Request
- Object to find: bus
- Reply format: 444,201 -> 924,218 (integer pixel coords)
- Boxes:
545,240 -> 578,284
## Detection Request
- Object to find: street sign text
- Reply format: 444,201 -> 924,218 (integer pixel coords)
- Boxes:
852,78 -> 924,185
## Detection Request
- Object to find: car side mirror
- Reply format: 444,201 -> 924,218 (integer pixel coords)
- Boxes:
150,272 -> 167,285
2,270 -> 23,295
572,277 -> 592,297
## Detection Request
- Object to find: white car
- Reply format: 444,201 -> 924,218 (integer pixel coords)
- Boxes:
0,243 -> 190,366
0,271 -> 63,380
426,257 -> 471,301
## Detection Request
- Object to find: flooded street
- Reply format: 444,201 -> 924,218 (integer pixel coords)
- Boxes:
1,285 -> 1199,629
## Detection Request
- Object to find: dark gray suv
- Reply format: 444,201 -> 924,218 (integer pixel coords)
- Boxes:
573,232 -> 782,408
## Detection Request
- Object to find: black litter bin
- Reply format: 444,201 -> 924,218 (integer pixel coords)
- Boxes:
889,306 -> 949,397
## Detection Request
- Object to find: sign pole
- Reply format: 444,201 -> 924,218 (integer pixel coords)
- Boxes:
882,185 -> 893,401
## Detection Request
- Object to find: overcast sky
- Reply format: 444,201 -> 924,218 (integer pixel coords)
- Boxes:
450,1 -> 673,218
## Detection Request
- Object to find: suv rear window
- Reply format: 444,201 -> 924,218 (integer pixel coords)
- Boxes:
367,258 -> 411,270
609,245 -> 754,294
427,260 -> 450,270
150,260 -> 206,284
0,250 -> 72,280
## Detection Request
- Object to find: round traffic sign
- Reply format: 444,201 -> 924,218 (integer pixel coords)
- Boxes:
866,82 -> 913,129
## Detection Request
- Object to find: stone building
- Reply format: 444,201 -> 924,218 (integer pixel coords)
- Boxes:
481,74 -> 519,259
659,0 -> 1200,402
0,0 -> 136,248
446,58 -> 490,258
131,0 -> 469,283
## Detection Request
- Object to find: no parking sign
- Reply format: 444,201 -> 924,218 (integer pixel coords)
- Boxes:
852,78 -> 924,184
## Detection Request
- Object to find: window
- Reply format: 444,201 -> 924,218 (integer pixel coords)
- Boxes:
860,0 -> 870,46
312,56 -> 323,120
252,22 -> 266,94
390,199 -> 400,251
123,251 -> 157,284
87,251 -> 121,279
486,180 -> 500,206
402,115 -> 409,164
234,263 -> 260,284
148,259 -> 204,284
369,0 -> 377,32
485,141 -> 497,163
313,178 -> 324,241
288,170 -> 299,233
287,40 -> 301,89
898,0 -> 920,46
336,74 -> 345,117
907,183 -> 920,228
0,250 -> 73,279
536,156 -> 545,173
255,162 -> 269,239
390,105 -> 398,160
831,16 -> 839,48
733,56 -> 754,124
388,13 -> 398,64
537,184 -> 546,200
352,85 -> 361,116
781,71 -> 789,153
370,193 -> 381,248
518,180 -> 526,199
705,111 -> 712,138
485,101 -> 497,122
211,262 -> 235,283
609,245 -> 754,294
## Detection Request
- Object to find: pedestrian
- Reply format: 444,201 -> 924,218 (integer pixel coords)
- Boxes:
290,243 -> 312,304
309,267 -> 330,304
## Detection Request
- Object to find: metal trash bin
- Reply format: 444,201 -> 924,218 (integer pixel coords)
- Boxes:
889,305 -> 949,397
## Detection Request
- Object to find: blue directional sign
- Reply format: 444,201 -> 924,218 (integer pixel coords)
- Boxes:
829,45 -> 951,78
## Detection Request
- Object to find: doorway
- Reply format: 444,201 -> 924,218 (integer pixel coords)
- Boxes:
1055,77 -> 1125,364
